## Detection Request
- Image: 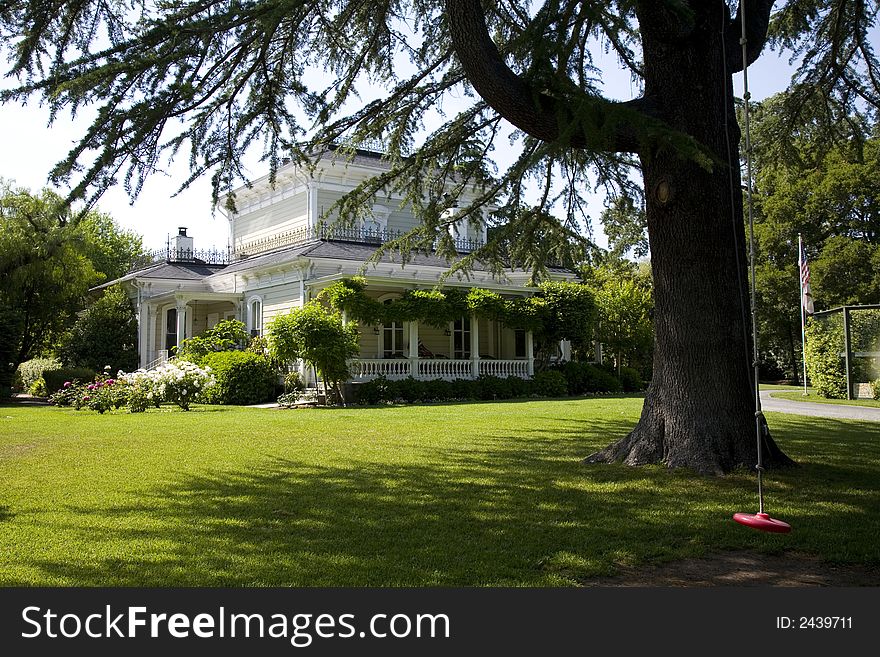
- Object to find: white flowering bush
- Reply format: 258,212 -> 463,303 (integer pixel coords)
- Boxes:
121,360 -> 215,411
119,369 -> 162,412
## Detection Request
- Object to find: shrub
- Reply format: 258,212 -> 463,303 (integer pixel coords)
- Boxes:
531,370 -> 568,397
358,375 -> 533,404
394,376 -> 426,403
475,375 -> 513,400
558,361 -> 621,395
268,303 -> 359,405
150,360 -> 216,410
422,378 -> 454,402
15,357 -> 61,393
44,367 -> 97,395
119,369 -> 166,412
356,376 -> 394,405
872,378 -> 880,401
200,351 -> 275,405
618,366 -> 644,392
284,371 -> 305,394
450,378 -> 477,400
506,375 -> 532,398
804,317 -> 847,398
48,375 -> 128,413
48,381 -> 87,408
81,377 -> 129,413
177,319 -> 250,362
60,285 -> 138,373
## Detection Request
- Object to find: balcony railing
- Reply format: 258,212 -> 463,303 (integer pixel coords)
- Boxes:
233,224 -> 485,259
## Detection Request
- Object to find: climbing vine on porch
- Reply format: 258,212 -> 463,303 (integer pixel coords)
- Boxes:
318,277 -> 596,348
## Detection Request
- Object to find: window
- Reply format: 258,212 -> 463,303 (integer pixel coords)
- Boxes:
514,329 -> 527,359
452,317 -> 471,359
165,308 -> 177,350
381,299 -> 404,358
249,298 -> 263,337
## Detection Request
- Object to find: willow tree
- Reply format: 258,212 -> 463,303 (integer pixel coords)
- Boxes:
2,1 -> 878,473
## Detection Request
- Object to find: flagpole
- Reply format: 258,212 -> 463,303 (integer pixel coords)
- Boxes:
798,233 -> 809,396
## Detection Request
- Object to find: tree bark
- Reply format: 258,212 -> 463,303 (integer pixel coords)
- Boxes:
586,2 -> 794,474
446,0 -> 795,474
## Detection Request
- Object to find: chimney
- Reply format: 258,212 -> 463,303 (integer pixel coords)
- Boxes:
171,227 -> 194,256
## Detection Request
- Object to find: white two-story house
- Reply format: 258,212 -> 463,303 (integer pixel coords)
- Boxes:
108,148 -> 575,382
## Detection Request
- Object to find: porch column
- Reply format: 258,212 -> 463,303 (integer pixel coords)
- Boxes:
295,283 -> 310,386
470,314 -> 480,378
138,302 -> 149,369
560,339 -> 572,362
147,305 -> 156,365
526,330 -> 535,376
408,320 -> 419,378
175,300 -> 188,353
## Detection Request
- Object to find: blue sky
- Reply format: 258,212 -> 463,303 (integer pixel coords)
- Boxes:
0,42 -> 797,253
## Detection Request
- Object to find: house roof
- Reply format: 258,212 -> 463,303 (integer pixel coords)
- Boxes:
135,262 -> 228,280
93,260 -> 228,290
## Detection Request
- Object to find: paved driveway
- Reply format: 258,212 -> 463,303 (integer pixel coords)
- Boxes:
760,390 -> 880,422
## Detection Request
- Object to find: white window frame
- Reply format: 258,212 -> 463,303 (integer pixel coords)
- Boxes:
247,295 -> 264,337
450,316 -> 471,359
377,294 -> 404,358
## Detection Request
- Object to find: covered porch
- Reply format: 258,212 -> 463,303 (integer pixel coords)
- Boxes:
348,315 -> 540,381
137,292 -> 243,369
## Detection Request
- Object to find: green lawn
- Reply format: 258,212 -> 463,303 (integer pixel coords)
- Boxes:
1,398 -> 879,586
771,391 -> 880,408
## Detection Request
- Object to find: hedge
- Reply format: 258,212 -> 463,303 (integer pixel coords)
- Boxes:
43,367 -> 98,395
199,351 -> 277,405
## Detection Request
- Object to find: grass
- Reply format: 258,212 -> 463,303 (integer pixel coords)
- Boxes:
770,391 -> 880,408
1,398 -> 879,586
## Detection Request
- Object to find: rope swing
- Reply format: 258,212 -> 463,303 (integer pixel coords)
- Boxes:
731,0 -> 792,534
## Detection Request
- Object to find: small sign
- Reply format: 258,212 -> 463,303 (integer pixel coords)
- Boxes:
855,383 -> 875,399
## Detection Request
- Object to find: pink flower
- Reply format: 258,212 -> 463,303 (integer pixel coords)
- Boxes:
83,395 -> 91,401
87,384 -> 95,390
63,381 -> 71,388
106,379 -> 115,385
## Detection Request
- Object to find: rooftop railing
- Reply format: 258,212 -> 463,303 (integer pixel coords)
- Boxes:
232,224 -> 484,259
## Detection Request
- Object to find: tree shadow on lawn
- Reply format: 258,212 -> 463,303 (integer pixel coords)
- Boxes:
0,505 -> 13,522
19,416 -> 880,586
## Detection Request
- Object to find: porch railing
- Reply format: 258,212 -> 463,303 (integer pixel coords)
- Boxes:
145,349 -> 169,371
418,359 -> 472,379
349,358 -> 531,381
350,358 -> 412,380
478,359 -> 529,378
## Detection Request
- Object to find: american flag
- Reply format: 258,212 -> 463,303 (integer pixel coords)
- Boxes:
799,242 -> 814,315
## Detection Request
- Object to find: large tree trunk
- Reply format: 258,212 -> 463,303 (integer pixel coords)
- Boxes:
586,3 -> 794,474
446,0 -> 794,474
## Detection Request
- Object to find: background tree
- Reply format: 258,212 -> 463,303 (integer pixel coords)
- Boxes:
268,304 -> 360,405
60,285 -> 139,373
0,302 -> 23,397
595,279 -> 653,377
0,182 -> 146,370
0,184 -> 99,365
3,1 -> 878,472
531,281 -> 597,367
600,194 -> 648,261
747,93 -> 880,380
